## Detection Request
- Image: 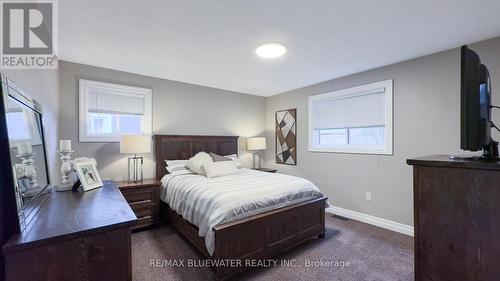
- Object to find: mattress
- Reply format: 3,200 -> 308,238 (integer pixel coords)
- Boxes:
160,168 -> 324,255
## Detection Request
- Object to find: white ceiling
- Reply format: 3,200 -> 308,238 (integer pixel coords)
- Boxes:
60,0 -> 500,97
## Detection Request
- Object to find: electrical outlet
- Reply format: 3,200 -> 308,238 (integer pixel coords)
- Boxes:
365,192 -> 372,201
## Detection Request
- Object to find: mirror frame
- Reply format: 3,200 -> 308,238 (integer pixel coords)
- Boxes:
0,74 -> 51,231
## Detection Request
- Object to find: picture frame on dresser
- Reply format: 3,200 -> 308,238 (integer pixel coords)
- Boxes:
74,160 -> 103,191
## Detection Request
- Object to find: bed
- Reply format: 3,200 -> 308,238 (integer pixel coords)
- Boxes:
154,135 -> 327,280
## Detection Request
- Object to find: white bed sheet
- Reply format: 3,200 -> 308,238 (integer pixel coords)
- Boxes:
160,168 -> 324,255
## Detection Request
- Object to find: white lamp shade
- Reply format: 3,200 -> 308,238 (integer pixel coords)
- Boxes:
247,137 -> 266,151
120,135 -> 151,154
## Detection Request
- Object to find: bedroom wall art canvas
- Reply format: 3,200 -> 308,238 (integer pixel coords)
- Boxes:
275,109 -> 297,165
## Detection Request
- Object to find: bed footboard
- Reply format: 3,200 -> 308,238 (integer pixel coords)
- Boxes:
161,196 -> 327,280
212,196 -> 327,280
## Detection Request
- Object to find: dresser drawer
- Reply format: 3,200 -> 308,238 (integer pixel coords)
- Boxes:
121,189 -> 154,204
129,200 -> 154,212
135,208 -> 152,219
134,208 -> 154,229
136,216 -> 154,229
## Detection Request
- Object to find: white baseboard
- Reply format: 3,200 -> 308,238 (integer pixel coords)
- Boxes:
326,206 -> 414,237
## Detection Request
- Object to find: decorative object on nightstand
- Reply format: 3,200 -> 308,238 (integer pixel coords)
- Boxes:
247,137 -> 266,169
116,178 -> 161,230
55,140 -> 74,191
252,167 -> 277,173
120,135 -> 151,183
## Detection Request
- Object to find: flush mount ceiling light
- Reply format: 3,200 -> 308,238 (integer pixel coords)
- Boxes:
255,43 -> 287,58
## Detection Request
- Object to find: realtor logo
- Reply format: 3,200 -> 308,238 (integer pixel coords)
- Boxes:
1,0 -> 58,69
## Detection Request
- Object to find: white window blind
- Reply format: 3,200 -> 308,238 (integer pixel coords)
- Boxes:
308,80 -> 393,155
87,88 -> 145,116
313,88 -> 385,130
79,79 -> 152,142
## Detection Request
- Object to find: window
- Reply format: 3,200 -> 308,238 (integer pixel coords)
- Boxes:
308,80 -> 393,155
79,79 -> 152,142
5,98 -> 42,147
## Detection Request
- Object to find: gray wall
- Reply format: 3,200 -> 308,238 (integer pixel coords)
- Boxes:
2,69 -> 59,183
264,36 -> 500,226
55,36 -> 500,225
58,61 -> 267,181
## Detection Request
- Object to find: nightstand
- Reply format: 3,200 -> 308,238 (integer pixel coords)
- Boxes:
252,168 -> 277,173
116,178 -> 161,230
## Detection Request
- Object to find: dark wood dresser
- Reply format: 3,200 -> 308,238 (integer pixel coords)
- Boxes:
116,179 -> 161,230
2,181 -> 137,281
408,155 -> 500,281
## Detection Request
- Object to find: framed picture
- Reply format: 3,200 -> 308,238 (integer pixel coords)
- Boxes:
275,108 -> 297,165
74,160 -> 103,191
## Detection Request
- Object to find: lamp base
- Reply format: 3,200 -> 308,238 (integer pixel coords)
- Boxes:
252,153 -> 261,169
128,155 -> 144,183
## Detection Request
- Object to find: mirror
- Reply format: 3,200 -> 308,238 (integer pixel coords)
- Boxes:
1,76 -> 51,230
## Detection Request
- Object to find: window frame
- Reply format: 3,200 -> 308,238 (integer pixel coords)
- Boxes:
308,79 -> 393,155
79,79 -> 152,142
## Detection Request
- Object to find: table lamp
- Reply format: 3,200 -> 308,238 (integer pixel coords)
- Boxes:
247,137 -> 266,169
120,135 -> 151,182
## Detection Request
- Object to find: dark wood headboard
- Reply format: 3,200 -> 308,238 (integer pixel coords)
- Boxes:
154,135 -> 238,180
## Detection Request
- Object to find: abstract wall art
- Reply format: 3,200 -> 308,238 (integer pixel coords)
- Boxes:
275,108 -> 297,165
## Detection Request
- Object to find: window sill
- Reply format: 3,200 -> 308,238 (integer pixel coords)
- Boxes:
308,146 -> 393,156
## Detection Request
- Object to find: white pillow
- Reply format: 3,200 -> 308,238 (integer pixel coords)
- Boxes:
188,152 -> 213,175
224,154 -> 238,161
165,160 -> 189,166
204,161 -> 239,178
224,154 -> 243,169
165,160 -> 192,175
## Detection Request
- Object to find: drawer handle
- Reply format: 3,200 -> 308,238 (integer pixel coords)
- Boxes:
130,200 -> 152,205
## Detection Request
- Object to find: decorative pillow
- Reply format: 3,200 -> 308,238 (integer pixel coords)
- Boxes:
210,152 -> 232,162
204,161 -> 239,178
165,160 -> 192,175
188,152 -> 213,175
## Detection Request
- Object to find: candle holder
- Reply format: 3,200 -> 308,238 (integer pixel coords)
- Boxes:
55,150 -> 74,191
16,152 -> 40,197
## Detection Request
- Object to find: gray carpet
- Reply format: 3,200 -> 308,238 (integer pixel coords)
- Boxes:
132,215 -> 413,281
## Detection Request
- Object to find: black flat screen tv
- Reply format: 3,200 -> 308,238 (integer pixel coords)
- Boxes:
460,45 -> 498,159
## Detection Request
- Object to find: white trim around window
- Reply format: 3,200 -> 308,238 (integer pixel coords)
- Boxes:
308,79 -> 393,155
79,79 -> 153,142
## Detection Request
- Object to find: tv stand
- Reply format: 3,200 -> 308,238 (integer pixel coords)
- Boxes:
408,155 -> 500,281
448,155 -> 484,161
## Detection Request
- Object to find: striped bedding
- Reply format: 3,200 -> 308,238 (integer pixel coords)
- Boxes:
160,168 -> 324,255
